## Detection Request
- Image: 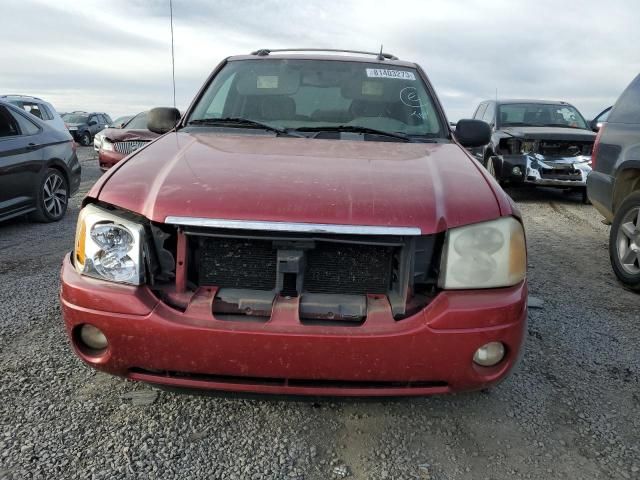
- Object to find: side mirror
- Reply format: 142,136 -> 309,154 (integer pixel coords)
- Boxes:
88,120 -> 97,126
148,107 -> 181,134
454,119 -> 491,147
590,119 -> 600,132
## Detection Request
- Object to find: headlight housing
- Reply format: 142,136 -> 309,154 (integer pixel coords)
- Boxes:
439,217 -> 526,289
74,204 -> 145,285
101,138 -> 114,152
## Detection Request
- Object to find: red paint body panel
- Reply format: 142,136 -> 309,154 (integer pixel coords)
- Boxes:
98,149 -> 125,171
96,132 -> 505,233
60,255 -> 527,396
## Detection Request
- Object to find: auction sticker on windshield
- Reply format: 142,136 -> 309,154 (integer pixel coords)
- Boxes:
366,68 -> 416,80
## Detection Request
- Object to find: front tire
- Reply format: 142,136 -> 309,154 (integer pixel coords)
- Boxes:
609,191 -> 640,291
31,168 -> 69,222
486,156 -> 504,186
580,188 -> 591,205
79,131 -> 91,146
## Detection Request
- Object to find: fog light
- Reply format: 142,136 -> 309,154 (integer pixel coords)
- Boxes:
79,324 -> 108,351
473,342 -> 505,367
512,166 -> 523,176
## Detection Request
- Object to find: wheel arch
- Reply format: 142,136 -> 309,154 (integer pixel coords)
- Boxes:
45,158 -> 71,188
612,166 -> 640,213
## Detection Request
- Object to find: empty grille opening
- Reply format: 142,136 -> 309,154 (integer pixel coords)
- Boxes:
197,237 -> 276,290
130,368 -> 448,389
539,169 -> 582,180
281,272 -> 298,297
304,243 -> 394,294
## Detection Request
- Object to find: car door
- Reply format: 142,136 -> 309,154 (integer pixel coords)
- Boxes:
0,105 -> 44,218
87,114 -> 100,136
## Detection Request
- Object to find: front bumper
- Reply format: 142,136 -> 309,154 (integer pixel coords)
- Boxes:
98,150 -> 125,171
60,254 -> 528,397
499,154 -> 591,187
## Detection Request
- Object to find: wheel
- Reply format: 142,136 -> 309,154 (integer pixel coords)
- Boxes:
79,131 -> 91,146
609,191 -> 640,291
31,168 -> 69,222
580,188 -> 591,205
486,156 -> 504,185
486,157 -> 496,177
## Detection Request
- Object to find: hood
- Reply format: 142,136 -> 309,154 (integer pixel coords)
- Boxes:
65,122 -> 84,128
95,131 -> 504,234
102,128 -> 159,142
501,126 -> 596,142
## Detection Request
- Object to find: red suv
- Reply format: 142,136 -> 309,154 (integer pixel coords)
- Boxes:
60,49 -> 528,396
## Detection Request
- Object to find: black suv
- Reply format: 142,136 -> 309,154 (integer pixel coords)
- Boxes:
587,74 -> 640,290
469,99 -> 595,202
62,111 -> 111,146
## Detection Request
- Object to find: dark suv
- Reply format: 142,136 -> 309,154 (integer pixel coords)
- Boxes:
587,74 -> 640,290
62,111 -> 111,146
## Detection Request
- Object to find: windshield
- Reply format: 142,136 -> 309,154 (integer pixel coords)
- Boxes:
111,116 -> 132,127
188,59 -> 445,138
498,103 -> 588,129
63,113 -> 88,124
123,112 -> 148,129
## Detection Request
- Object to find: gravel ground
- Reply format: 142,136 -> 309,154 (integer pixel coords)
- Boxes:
0,147 -> 638,480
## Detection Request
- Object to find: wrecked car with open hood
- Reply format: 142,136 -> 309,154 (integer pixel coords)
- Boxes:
469,100 -> 596,202
59,49 -> 528,397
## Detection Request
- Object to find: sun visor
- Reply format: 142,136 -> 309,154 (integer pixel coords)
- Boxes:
236,66 -> 301,96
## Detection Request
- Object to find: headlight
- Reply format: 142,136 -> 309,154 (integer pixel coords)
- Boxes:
101,138 -> 114,152
520,141 -> 536,154
74,204 -> 145,285
439,217 -> 526,289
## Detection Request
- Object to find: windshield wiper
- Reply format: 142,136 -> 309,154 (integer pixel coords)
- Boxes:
293,125 -> 410,142
501,122 -> 531,127
188,117 -> 303,137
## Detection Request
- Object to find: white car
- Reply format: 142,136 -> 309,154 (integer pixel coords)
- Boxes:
0,94 -> 67,132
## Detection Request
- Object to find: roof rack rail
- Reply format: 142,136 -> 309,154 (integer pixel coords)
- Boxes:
250,48 -> 398,61
0,94 -> 43,101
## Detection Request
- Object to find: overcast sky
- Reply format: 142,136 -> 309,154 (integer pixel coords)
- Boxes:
2,0 -> 638,120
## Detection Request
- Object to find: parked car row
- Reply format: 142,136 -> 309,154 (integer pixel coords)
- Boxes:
2,49 -> 638,397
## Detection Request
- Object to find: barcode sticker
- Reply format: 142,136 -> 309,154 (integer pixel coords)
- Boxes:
366,69 -> 416,80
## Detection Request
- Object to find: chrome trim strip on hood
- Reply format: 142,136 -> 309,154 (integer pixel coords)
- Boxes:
164,217 -> 421,235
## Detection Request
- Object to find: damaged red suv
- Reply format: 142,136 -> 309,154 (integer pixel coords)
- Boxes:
60,49 -> 528,396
